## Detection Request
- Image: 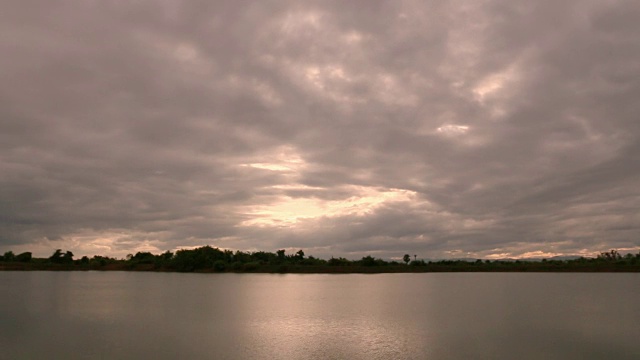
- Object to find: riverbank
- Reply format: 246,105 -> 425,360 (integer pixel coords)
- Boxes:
2,262 -> 639,273
3,247 -> 639,273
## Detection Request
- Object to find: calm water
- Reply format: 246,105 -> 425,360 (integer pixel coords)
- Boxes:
0,272 -> 639,359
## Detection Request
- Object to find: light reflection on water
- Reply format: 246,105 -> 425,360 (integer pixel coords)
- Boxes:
1,272 -> 639,359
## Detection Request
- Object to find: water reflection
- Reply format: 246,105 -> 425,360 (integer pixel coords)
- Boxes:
1,272 -> 639,359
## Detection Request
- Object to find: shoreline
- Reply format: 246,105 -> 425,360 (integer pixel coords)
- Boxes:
2,263 -> 639,273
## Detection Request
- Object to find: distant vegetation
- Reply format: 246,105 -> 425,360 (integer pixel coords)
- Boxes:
1,248 -> 639,273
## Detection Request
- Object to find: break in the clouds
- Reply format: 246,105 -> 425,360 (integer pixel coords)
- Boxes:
1,0 -> 639,259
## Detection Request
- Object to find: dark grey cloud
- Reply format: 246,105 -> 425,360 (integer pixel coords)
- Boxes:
1,0 -> 639,259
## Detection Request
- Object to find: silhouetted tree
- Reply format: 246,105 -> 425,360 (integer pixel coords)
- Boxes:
3,251 -> 15,262
328,257 -> 350,266
90,255 -> 114,267
130,252 -> 156,264
49,249 -> 64,263
213,260 -> 226,272
403,254 -> 411,265
156,250 -> 173,267
598,250 -> 622,262
48,249 -> 74,264
251,251 -> 275,264
361,255 -> 378,266
16,252 -> 32,262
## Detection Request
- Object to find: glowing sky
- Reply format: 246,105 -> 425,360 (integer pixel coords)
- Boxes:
1,0 -> 639,259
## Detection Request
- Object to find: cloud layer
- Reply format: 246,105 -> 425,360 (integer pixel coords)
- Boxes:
1,0 -> 639,259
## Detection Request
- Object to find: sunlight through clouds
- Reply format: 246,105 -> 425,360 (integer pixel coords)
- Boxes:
238,145 -> 419,228
436,124 -> 469,135
240,145 -> 306,172
472,66 -> 519,102
472,63 -> 522,119
241,187 -> 416,227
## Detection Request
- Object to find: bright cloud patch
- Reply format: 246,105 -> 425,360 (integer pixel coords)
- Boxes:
472,64 -> 522,119
241,187 -> 416,227
437,124 -> 469,135
241,145 -> 306,172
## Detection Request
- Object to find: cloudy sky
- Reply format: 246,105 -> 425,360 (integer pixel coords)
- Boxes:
1,0 -> 639,260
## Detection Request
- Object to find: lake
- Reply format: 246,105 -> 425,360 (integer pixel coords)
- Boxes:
0,272 -> 638,359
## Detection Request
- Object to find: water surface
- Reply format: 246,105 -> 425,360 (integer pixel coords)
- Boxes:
1,272 -> 638,359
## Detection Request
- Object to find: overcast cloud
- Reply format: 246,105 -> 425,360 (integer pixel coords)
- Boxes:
1,0 -> 639,259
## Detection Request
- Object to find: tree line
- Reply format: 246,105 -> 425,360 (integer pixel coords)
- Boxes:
1,247 -> 639,273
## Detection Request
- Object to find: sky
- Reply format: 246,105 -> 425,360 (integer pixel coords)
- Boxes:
1,0 -> 639,260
